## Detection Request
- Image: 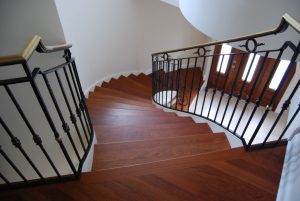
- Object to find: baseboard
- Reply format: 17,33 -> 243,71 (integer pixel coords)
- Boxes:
81,130 -> 98,172
143,68 -> 152,75
84,70 -> 142,98
152,100 -> 243,148
83,67 -> 153,98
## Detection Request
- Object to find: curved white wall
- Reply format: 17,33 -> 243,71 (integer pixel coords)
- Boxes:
0,0 -> 79,183
55,0 -> 211,94
179,0 -> 300,40
161,0 -> 179,7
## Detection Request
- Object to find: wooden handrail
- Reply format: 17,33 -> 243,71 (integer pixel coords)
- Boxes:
152,13 -> 300,56
0,35 -> 72,66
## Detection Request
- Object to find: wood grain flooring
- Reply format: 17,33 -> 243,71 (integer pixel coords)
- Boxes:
0,73 -> 286,201
0,146 -> 286,201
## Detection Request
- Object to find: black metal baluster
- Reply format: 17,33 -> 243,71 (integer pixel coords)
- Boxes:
241,50 -> 284,143
246,43 -> 299,149
163,61 -> 167,105
42,74 -> 81,161
181,58 -> 190,111
160,61 -> 164,105
153,59 -> 157,102
156,59 -> 160,103
55,70 -> 86,150
166,60 -> 170,106
152,58 -> 156,101
159,61 -> 163,104
4,84 -> 61,178
187,57 -> 198,111
63,67 -> 89,143
195,56 -> 207,114
219,54 -> 236,125
241,47 -> 291,140
65,50 -> 93,136
21,62 -> 78,177
234,52 -> 264,134
227,53 -> 247,129
152,56 -> 155,98
157,61 -> 161,104
0,145 -> 27,182
208,54 -> 225,118
233,52 -> 269,133
262,79 -> 300,146
276,102 -> 300,144
0,172 -> 10,185
65,65 -> 90,137
170,59 -> 176,107
0,117 -> 44,180
214,54 -> 234,122
175,59 -> 183,110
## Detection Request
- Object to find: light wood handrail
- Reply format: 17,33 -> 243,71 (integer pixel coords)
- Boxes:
152,13 -> 300,56
0,35 -> 72,66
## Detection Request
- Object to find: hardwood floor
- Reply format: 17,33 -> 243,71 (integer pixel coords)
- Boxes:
0,73 -> 286,201
0,146 -> 285,201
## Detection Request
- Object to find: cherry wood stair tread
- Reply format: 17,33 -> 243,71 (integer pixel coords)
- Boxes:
92,133 -> 230,170
88,90 -> 152,103
85,146 -> 285,180
102,78 -> 151,99
128,74 -> 152,88
0,146 -> 285,201
93,86 -> 152,102
107,77 -> 151,92
89,107 -> 177,118
90,115 -> 195,126
86,100 -> 160,111
86,95 -> 153,108
119,75 -> 152,91
94,123 -> 213,143
127,74 -> 152,88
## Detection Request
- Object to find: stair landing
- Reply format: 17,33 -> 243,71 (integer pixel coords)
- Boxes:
0,146 -> 286,201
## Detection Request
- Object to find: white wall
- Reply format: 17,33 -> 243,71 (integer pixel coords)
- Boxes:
161,0 -> 179,7
55,0 -> 210,94
179,0 -> 300,60
135,0 -> 210,72
276,133 -> 300,201
0,0 -> 65,56
285,70 -> 300,139
55,0 -> 139,93
179,0 -> 300,40
0,0 -> 86,183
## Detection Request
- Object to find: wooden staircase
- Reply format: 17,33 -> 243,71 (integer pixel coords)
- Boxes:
87,73 -> 230,171
0,73 -> 286,201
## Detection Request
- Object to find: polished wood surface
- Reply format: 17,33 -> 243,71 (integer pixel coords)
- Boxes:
0,73 -> 286,201
0,146 -> 285,201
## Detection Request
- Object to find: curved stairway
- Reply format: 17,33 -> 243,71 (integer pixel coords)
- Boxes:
0,73 -> 286,201
87,73 -> 231,170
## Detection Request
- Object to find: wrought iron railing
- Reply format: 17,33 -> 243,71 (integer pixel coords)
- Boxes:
152,14 -> 300,150
0,36 -> 94,189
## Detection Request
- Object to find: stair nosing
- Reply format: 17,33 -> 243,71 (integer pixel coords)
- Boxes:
94,132 -> 226,146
